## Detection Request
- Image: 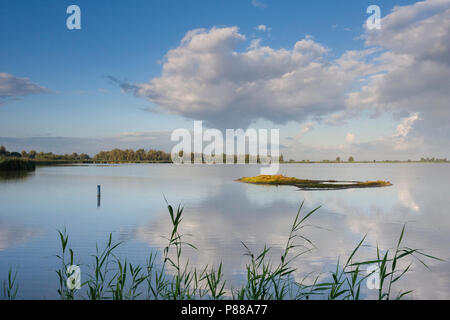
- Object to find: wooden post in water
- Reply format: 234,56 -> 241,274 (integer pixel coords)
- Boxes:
97,185 -> 101,207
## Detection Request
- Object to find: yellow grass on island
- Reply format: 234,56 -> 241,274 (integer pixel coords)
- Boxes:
237,175 -> 392,190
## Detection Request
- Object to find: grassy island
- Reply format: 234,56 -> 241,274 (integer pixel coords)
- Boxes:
237,175 -> 392,190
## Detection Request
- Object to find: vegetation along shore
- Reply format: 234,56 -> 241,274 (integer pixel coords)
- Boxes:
237,175 -> 392,190
1,145 -> 448,172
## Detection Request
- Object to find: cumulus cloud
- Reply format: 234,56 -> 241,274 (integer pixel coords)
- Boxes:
348,112 -> 425,156
396,112 -> 420,138
0,72 -> 49,105
296,0 -> 450,156
115,27 -> 372,128
111,0 -> 450,157
349,0 -> 450,147
283,111 -> 427,160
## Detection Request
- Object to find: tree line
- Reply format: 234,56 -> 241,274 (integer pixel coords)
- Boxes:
0,146 -> 171,162
0,145 -> 283,163
93,149 -> 171,162
419,157 -> 448,163
3,145 -> 448,164
1,145 -> 91,161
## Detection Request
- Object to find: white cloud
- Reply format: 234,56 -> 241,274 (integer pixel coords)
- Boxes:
349,0 -> 450,148
112,0 -> 450,158
251,0 -> 267,8
256,24 -> 271,32
345,133 -> 355,144
300,122 -> 314,135
116,27 -> 368,128
293,122 -> 314,141
283,112 -> 427,160
396,112 -> 420,138
0,72 -> 49,105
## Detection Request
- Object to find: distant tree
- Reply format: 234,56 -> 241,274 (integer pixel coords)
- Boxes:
135,149 -> 146,161
9,152 -> 22,158
336,156 -> 341,162
125,149 -> 135,161
79,153 -> 90,161
0,145 -> 6,156
28,150 -> 37,159
348,156 -> 355,162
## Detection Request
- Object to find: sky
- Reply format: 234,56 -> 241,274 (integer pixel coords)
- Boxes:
0,0 -> 449,160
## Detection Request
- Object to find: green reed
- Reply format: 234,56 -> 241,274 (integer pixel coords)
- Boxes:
1,267 -> 18,300
56,228 -> 76,300
0,201 -> 443,300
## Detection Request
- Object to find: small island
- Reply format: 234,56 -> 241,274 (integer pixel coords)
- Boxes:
237,175 -> 392,190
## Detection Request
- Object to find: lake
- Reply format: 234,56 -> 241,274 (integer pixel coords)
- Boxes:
0,163 -> 449,299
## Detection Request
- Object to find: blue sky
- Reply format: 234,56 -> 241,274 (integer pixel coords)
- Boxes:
1,0 -> 449,159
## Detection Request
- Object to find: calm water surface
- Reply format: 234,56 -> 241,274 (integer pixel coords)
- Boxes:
0,163 -> 449,299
